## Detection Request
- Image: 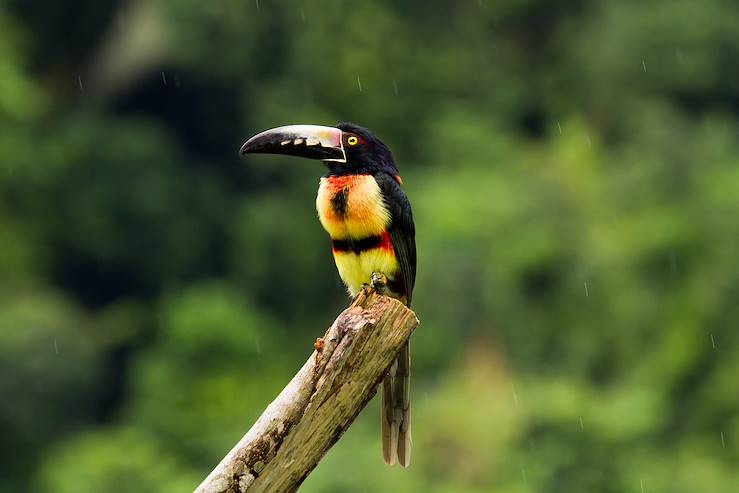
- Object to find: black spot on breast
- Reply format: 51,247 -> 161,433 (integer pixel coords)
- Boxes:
331,188 -> 349,217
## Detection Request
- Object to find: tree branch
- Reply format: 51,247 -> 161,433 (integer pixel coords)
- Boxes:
194,286 -> 420,493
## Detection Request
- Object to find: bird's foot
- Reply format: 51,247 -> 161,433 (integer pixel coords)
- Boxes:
371,272 -> 388,294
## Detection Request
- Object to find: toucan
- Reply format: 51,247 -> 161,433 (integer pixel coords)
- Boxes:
240,123 -> 416,467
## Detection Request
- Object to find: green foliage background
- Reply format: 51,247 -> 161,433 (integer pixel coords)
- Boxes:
1,1 -> 737,491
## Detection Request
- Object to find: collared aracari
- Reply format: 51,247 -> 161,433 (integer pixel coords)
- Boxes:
240,123 -> 416,467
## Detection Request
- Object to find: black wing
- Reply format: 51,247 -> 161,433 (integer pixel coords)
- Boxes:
375,172 -> 416,306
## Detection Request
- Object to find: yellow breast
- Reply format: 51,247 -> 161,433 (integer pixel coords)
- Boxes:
316,174 -> 391,240
333,247 -> 399,296
316,174 -> 398,295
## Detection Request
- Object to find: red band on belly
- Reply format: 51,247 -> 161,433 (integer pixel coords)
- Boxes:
331,231 -> 395,254
378,231 -> 394,252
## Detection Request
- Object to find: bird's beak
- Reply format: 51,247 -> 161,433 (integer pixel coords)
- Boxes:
239,125 -> 346,163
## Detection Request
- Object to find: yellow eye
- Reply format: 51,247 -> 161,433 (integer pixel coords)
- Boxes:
347,136 -> 359,146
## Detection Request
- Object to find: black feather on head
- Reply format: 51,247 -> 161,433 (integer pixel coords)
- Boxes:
332,122 -> 398,175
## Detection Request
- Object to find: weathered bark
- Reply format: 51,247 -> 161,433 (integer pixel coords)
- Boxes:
194,285 -> 419,493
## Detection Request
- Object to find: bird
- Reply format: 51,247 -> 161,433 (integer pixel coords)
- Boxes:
239,122 -> 416,467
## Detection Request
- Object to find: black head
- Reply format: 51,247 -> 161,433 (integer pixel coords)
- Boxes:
239,122 -> 398,176
333,122 -> 397,175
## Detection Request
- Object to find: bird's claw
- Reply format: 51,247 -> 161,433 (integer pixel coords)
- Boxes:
371,272 -> 388,294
